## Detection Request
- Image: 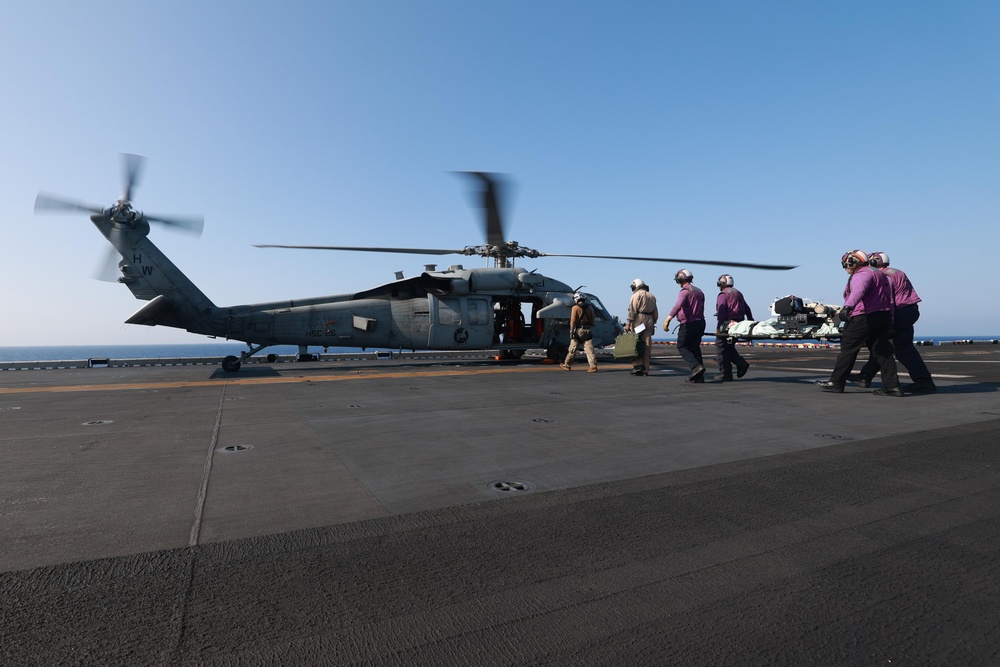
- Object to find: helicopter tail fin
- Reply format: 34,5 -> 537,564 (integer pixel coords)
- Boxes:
100,219 -> 220,334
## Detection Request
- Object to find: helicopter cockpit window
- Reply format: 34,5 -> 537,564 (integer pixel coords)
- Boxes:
587,295 -> 611,320
468,299 -> 489,326
439,298 -> 461,325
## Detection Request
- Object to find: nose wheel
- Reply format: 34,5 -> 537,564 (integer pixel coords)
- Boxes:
221,355 -> 241,373
545,342 -> 568,362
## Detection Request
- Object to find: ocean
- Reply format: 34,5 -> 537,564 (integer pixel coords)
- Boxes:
0,344 -> 324,363
1,336 -> 997,363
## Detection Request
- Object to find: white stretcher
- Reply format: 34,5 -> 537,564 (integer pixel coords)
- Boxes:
718,296 -> 844,342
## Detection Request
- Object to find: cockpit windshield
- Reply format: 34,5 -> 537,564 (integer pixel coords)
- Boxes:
584,294 -> 611,320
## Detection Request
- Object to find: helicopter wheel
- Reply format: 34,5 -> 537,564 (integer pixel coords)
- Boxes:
221,355 -> 242,373
545,343 -> 568,362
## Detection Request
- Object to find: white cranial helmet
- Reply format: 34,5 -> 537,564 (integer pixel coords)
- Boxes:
868,251 -> 890,268
630,278 -> 647,292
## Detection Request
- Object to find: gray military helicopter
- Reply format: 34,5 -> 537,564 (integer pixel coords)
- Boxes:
36,156 -> 795,372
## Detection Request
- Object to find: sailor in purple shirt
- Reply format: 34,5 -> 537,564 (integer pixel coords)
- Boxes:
662,269 -> 707,382
714,274 -> 752,381
816,250 -> 902,396
854,252 -> 935,392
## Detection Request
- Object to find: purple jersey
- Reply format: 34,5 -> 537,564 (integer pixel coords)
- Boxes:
843,266 -> 894,316
716,287 -> 753,329
882,267 -> 921,308
669,284 -> 705,323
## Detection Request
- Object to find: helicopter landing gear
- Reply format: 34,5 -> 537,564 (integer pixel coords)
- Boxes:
222,343 -> 270,372
545,342 -> 568,362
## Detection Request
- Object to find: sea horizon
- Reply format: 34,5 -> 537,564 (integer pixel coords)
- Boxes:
1,335 -> 998,363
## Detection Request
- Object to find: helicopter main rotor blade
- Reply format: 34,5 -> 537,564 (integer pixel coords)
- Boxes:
254,244 -> 467,255
145,213 -> 204,236
459,171 -> 506,248
540,253 -> 797,271
122,153 -> 145,202
34,192 -> 104,216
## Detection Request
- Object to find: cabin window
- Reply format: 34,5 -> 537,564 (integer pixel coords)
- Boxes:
468,299 -> 489,326
439,298 -> 461,325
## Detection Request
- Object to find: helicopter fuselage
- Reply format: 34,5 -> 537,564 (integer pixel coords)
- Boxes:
98,215 -> 622,369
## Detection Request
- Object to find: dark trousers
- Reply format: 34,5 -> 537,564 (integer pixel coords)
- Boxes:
859,304 -> 931,383
715,336 -> 747,378
677,319 -> 706,370
831,311 -> 900,388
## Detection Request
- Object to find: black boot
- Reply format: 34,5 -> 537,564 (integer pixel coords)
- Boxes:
815,380 -> 844,393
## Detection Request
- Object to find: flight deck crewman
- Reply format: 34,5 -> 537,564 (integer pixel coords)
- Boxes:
816,249 -> 902,396
625,278 -> 658,376
714,274 -> 752,382
561,293 -> 598,372
852,252 -> 936,393
663,269 -> 707,383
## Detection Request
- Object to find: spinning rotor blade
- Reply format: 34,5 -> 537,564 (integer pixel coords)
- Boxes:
257,172 -> 796,271
254,246 -> 797,270
34,192 -> 104,216
540,252 -> 797,271
92,244 -> 122,282
459,171 -> 506,248
254,244 -> 464,255
122,153 -> 145,202
145,213 -> 204,236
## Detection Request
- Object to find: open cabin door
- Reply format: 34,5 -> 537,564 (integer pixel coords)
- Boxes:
427,295 -> 493,349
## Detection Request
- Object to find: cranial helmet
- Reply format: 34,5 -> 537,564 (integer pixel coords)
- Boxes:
868,251 -> 890,268
630,278 -> 647,292
717,274 -> 734,288
674,269 -> 693,284
841,250 -> 869,270
573,292 -> 586,303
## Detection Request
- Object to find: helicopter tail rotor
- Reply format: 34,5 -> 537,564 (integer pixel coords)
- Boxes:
35,154 -> 204,281
34,192 -> 104,216
121,153 -> 144,203
144,212 -> 204,235
35,153 -> 204,237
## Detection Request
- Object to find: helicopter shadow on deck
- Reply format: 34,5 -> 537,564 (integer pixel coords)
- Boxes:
209,365 -> 283,379
208,357 -> 550,379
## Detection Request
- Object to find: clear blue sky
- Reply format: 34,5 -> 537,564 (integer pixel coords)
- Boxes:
2,2 -> 997,346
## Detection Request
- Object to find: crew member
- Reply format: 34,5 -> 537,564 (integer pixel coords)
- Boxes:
662,269 -> 707,382
714,274 -> 752,381
562,293 -> 598,372
816,250 -> 902,396
625,278 -> 658,376
853,252 -> 936,393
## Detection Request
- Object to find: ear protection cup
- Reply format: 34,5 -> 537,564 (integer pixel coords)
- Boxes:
868,251 -> 889,268
841,250 -> 868,269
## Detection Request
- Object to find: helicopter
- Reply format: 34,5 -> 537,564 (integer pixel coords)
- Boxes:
36,156 -> 796,372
